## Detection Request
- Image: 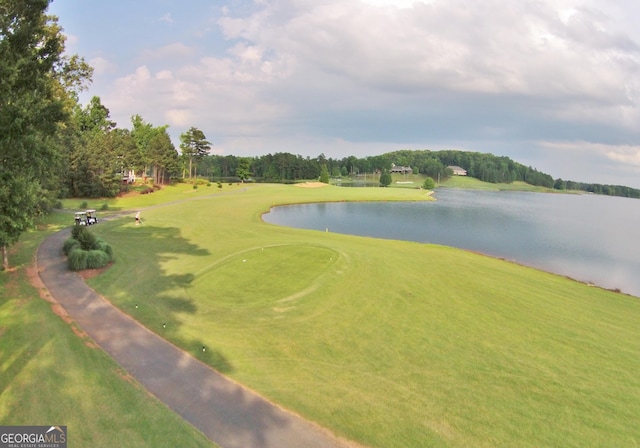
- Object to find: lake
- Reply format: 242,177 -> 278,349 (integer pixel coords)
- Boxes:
263,188 -> 640,298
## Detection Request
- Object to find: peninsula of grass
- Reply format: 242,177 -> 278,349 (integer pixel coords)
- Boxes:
0,212 -> 214,447
32,182 -> 640,447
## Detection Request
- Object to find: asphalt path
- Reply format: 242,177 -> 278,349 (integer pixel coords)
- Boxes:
36,227 -> 350,448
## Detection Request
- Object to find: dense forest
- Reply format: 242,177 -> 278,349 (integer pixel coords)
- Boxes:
194,149 -> 640,199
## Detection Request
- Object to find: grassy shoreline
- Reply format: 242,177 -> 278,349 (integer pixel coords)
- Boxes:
4,181 -> 639,447
86,183 -> 639,447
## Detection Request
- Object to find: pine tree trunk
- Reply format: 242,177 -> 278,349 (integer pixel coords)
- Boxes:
1,245 -> 8,271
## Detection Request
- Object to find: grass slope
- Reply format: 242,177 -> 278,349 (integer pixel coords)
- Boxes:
0,213 -> 214,447
22,182 -> 640,447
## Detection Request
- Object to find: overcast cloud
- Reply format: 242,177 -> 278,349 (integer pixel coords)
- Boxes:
49,0 -> 640,187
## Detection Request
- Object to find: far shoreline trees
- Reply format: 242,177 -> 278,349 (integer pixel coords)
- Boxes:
189,150 -> 640,199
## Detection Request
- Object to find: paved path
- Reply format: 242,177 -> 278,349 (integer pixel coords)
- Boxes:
36,228 -> 349,448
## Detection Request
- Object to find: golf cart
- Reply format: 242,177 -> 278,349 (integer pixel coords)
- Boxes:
86,209 -> 98,225
74,211 -> 87,226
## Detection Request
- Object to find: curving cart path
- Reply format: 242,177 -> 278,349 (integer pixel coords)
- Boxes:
36,227 -> 349,448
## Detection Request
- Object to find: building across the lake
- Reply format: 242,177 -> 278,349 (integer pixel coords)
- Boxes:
447,165 -> 467,176
390,165 -> 413,174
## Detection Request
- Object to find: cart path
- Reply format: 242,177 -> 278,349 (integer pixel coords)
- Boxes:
36,228 -> 351,448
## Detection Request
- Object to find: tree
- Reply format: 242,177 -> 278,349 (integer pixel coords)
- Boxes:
180,127 -> 211,179
236,157 -> 251,182
0,0 -> 91,269
319,164 -> 330,184
380,169 -> 392,187
148,129 -> 179,184
422,177 -> 436,190
66,97 -> 121,197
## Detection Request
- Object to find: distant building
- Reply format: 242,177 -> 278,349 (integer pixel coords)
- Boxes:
121,169 -> 136,184
447,165 -> 467,176
390,165 -> 413,174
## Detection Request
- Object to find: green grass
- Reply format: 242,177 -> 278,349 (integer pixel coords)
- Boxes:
438,176 -> 556,192
0,213 -> 214,447
77,183 -> 640,447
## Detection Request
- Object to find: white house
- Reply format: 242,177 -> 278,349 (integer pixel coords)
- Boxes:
447,165 -> 467,176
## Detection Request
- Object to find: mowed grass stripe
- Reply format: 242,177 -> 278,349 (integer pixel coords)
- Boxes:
83,183 -> 640,448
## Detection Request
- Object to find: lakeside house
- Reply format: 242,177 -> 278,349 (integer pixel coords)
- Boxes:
447,165 -> 467,176
390,165 -> 413,174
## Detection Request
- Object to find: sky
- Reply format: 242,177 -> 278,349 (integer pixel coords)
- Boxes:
48,0 -> 640,188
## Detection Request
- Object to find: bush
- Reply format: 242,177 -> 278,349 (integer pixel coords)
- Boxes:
100,203 -> 109,211
71,225 -> 83,240
94,239 -> 114,262
63,238 -> 81,255
79,201 -> 88,209
67,248 -> 88,271
85,250 -> 110,269
422,177 -> 436,190
65,227 -> 114,270
76,227 -> 98,250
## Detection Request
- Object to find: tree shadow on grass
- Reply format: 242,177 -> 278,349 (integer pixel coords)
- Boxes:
93,220 -> 234,374
38,218 -> 342,448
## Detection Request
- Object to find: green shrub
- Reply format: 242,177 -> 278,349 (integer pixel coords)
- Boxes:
77,227 -> 98,250
94,240 -> 114,262
71,225 -> 85,240
85,250 -> 110,269
63,238 -> 81,256
100,203 -> 109,211
79,201 -> 88,209
65,228 -> 114,270
67,248 -> 88,271
104,244 -> 114,262
422,177 -> 436,190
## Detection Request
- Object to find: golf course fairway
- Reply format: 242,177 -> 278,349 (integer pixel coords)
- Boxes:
78,183 -> 640,447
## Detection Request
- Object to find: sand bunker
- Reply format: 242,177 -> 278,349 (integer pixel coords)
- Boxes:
294,182 -> 329,188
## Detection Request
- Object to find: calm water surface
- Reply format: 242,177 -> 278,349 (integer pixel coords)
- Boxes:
263,189 -> 640,298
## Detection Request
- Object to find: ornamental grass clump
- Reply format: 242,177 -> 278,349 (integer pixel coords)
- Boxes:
64,226 -> 114,271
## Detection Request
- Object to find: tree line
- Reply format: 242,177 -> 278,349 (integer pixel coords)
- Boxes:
193,149 -> 640,199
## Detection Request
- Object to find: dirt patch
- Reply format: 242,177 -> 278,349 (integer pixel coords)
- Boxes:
26,265 -> 51,303
294,182 -> 329,188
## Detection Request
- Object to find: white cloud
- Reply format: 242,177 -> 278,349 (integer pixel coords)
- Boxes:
89,56 -> 117,76
159,13 -> 173,24
87,0 -> 640,185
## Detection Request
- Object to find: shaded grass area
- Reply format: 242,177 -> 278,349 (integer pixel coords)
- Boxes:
0,213 -> 214,447
81,183 -> 640,447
